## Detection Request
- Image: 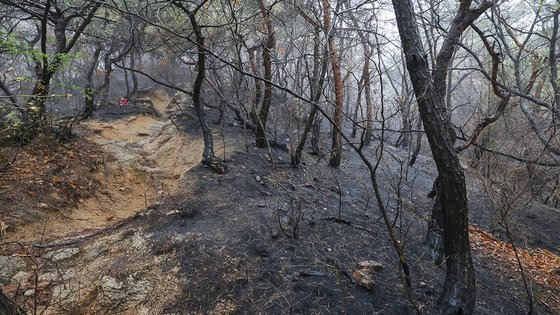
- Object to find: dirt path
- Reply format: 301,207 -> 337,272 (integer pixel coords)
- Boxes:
1,90 -> 202,244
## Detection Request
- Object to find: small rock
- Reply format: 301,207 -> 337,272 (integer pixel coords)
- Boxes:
241,165 -> 247,170
271,229 -> 279,239
257,202 -> 266,208
11,271 -> 29,284
38,203 -> 49,209
43,248 -> 80,262
84,243 -> 108,261
0,256 -> 26,284
39,271 -> 59,283
131,234 -> 147,251
0,220 -> 9,233
255,175 -> 261,182
52,283 -> 73,300
352,269 -> 374,290
356,260 -> 384,272
24,289 -> 35,296
102,275 -> 124,290
99,275 -> 151,308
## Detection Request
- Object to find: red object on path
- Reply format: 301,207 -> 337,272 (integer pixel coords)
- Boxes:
118,97 -> 129,107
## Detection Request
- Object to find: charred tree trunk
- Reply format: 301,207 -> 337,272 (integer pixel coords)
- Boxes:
255,0 -> 276,147
174,0 -> 225,173
323,0 -> 343,168
291,34 -> 329,165
189,10 -> 214,161
99,54 -> 113,108
351,76 -> 364,139
247,46 -> 262,125
82,44 -> 102,120
408,117 -> 423,166
395,97 -> 412,148
311,114 -> 322,154
391,0 -> 493,313
127,53 -> 139,100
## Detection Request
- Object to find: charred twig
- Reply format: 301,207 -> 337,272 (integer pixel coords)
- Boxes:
323,216 -> 376,235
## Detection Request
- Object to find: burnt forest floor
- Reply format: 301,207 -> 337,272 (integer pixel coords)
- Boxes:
0,90 -> 559,314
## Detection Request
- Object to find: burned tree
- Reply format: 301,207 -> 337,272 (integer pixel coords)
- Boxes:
173,0 -> 225,173
391,0 -> 494,312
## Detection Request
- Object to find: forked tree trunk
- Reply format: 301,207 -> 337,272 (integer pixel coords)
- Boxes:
291,35 -> 329,165
346,4 -> 373,146
25,0 -> 102,136
391,0 -> 493,313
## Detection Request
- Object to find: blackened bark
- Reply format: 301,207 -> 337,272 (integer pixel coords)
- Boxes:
247,46 -> 262,125
323,0 -> 343,168
391,0 -> 493,313
174,0 -> 224,173
127,53 -> 139,100
187,10 -> 214,161
311,114 -> 322,154
408,117 -> 422,166
82,44 -> 102,120
99,54 -> 113,107
292,37 -> 329,165
351,77 -> 364,139
255,0 -> 275,147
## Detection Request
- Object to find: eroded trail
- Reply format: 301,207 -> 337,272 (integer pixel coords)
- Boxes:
0,90 -> 215,314
2,90 -> 202,244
